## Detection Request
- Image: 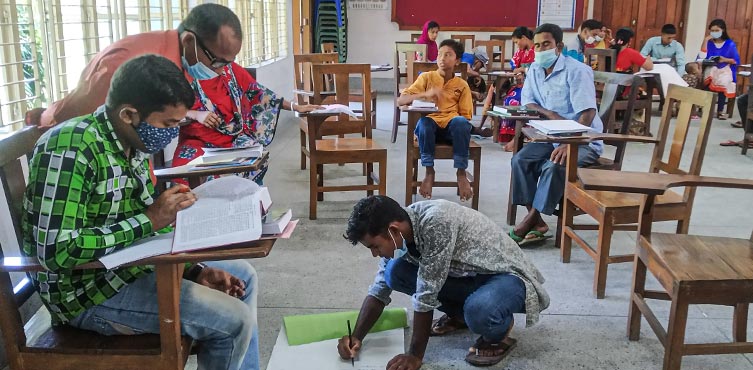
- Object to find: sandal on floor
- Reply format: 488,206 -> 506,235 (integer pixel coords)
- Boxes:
465,336 -> 518,366
717,112 -> 729,120
430,314 -> 468,336
732,121 -> 744,128
720,140 -> 741,147
519,230 -> 551,246
508,230 -> 525,244
471,126 -> 494,138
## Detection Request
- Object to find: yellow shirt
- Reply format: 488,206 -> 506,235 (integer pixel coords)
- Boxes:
402,70 -> 473,128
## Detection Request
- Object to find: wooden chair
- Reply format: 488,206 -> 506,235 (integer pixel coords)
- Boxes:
577,170 -> 753,370
403,63 -> 479,210
744,94 -> 753,155
561,85 -> 716,298
320,42 -> 336,53
506,72 -> 643,228
410,33 -> 421,42
306,63 -> 387,219
473,40 -> 506,73
451,34 -> 475,53
392,42 -> 427,143
584,48 -> 616,72
489,35 -> 514,68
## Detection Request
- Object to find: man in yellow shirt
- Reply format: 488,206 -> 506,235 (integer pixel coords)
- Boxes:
397,39 -> 474,201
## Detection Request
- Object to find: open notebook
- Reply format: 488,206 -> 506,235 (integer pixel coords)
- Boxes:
99,176 -> 296,269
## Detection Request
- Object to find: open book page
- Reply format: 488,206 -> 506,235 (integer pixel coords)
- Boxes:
266,326 -> 405,370
99,232 -> 174,269
635,64 -> 687,94
310,104 -> 359,118
172,176 -> 263,253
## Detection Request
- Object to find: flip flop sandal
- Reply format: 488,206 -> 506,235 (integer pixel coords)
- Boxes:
720,140 -> 741,147
717,112 -> 729,120
519,230 -> 551,246
508,230 -> 525,244
465,337 -> 518,366
430,314 -> 468,336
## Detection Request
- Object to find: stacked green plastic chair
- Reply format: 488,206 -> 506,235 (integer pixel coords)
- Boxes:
314,0 -> 347,62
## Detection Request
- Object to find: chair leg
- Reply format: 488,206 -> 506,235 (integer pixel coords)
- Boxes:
593,218 -> 614,299
506,174 -> 517,225
309,161 -> 318,220
663,295 -> 689,370
412,158 -> 419,196
554,211 -> 563,250
317,164 -> 324,201
560,197 -> 576,263
676,217 -> 690,234
392,107 -> 400,143
366,162 -> 375,197
300,129 -> 307,170
371,96 -> 378,129
405,152 -> 414,206
628,254 -> 647,341
379,155 -> 387,196
471,154 -> 481,210
733,303 -> 749,342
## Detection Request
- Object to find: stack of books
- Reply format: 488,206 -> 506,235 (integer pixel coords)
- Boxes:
527,120 -> 591,137
492,106 -> 539,116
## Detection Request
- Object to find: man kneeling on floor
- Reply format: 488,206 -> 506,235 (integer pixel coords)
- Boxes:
22,54 -> 261,370
338,196 -> 550,368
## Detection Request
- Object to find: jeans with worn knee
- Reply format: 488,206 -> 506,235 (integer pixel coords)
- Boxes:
69,260 -> 260,370
414,116 -> 472,169
511,143 -> 599,215
383,257 -> 526,342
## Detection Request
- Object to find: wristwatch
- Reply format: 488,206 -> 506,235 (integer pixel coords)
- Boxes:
185,262 -> 207,282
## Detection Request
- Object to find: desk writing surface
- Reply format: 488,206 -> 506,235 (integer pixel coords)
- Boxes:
154,152 -> 269,180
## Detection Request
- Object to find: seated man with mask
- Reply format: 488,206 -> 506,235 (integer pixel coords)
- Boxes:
508,23 -> 603,244
22,54 -> 262,370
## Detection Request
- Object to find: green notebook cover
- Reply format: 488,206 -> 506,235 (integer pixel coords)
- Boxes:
283,308 -> 408,346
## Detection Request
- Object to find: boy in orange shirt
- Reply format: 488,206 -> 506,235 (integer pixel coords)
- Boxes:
397,39 -> 474,201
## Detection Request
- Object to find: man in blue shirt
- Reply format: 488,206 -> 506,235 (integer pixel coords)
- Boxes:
640,24 -> 687,75
509,23 -> 602,244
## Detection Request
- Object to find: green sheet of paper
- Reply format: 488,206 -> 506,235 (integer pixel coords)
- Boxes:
283,308 -> 408,346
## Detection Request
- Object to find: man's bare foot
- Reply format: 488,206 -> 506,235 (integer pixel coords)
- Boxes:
419,168 -> 435,199
503,141 -> 515,152
457,170 -> 474,201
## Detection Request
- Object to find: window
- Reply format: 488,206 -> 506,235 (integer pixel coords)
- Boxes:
0,0 -> 287,132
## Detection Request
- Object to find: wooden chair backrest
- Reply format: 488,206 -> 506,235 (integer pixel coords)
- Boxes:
320,42 -> 336,54
489,35 -> 514,66
451,34 -> 475,52
411,33 -> 421,42
585,48 -> 617,72
293,53 -> 339,104
473,40 -> 506,72
593,72 -> 645,168
394,42 -> 427,96
412,62 -> 469,81
312,63 -> 373,137
651,85 -> 716,202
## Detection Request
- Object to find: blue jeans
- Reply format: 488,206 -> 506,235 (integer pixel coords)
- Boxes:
415,116 -> 472,169
69,260 -> 259,370
384,257 -> 526,342
511,143 -> 599,215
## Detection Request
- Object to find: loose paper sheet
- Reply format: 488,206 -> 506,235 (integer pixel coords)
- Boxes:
266,326 -> 405,370
635,64 -> 688,94
99,232 -> 174,269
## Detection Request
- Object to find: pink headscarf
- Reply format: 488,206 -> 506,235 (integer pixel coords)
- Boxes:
416,20 -> 439,62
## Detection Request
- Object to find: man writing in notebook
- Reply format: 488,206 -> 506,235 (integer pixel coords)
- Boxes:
338,195 -> 549,368
22,55 -> 262,370
509,24 -> 603,245
397,39 -> 474,201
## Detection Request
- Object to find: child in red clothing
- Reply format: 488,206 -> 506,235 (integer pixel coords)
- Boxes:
612,28 -> 654,73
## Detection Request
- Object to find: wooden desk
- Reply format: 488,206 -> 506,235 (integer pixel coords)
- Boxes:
154,152 -> 270,188
371,65 -> 394,72
486,109 -> 540,144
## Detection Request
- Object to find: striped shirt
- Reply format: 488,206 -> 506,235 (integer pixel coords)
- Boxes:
22,105 -> 157,324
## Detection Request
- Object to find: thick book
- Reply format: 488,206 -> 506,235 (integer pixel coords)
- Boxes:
262,208 -> 293,235
201,146 -> 263,161
528,120 -> 591,136
410,99 -> 436,109
492,106 -> 538,116
191,156 -> 258,170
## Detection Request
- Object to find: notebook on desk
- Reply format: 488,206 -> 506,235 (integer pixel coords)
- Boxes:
528,120 -> 590,136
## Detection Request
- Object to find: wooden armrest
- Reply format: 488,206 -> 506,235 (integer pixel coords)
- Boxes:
522,127 -> 659,144
578,169 -> 753,196
1,239 -> 275,272
293,89 -> 314,97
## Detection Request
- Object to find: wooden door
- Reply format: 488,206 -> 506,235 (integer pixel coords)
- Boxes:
593,0 -> 688,49
708,0 -> 753,63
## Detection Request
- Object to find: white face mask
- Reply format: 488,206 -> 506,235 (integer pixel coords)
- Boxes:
594,35 -> 603,42
181,36 -> 219,80
585,36 -> 596,44
388,229 -> 408,259
710,31 -> 723,40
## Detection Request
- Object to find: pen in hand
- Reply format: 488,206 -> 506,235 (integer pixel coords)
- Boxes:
347,319 -> 354,367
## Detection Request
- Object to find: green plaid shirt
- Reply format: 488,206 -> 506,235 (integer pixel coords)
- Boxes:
22,106 -> 157,324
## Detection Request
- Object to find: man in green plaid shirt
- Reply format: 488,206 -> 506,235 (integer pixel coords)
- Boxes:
22,54 -> 262,370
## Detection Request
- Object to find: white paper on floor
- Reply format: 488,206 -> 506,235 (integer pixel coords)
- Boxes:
266,326 -> 405,370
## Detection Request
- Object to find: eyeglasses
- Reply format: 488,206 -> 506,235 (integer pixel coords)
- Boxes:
186,29 -> 233,69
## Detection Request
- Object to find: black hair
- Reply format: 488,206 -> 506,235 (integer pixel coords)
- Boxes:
439,39 -> 464,59
512,26 -> 534,40
708,18 -> 730,40
427,21 -> 440,30
345,196 -> 409,245
178,3 -> 242,43
466,76 -> 486,93
611,27 -> 634,50
661,24 -> 677,35
105,54 -> 195,119
534,23 -> 563,44
580,19 -> 603,31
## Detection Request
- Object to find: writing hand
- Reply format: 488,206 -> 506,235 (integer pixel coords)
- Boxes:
144,185 -> 197,230
337,335 -> 362,360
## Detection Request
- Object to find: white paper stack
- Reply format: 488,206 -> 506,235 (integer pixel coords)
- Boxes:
528,120 -> 591,136
409,99 -> 436,109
